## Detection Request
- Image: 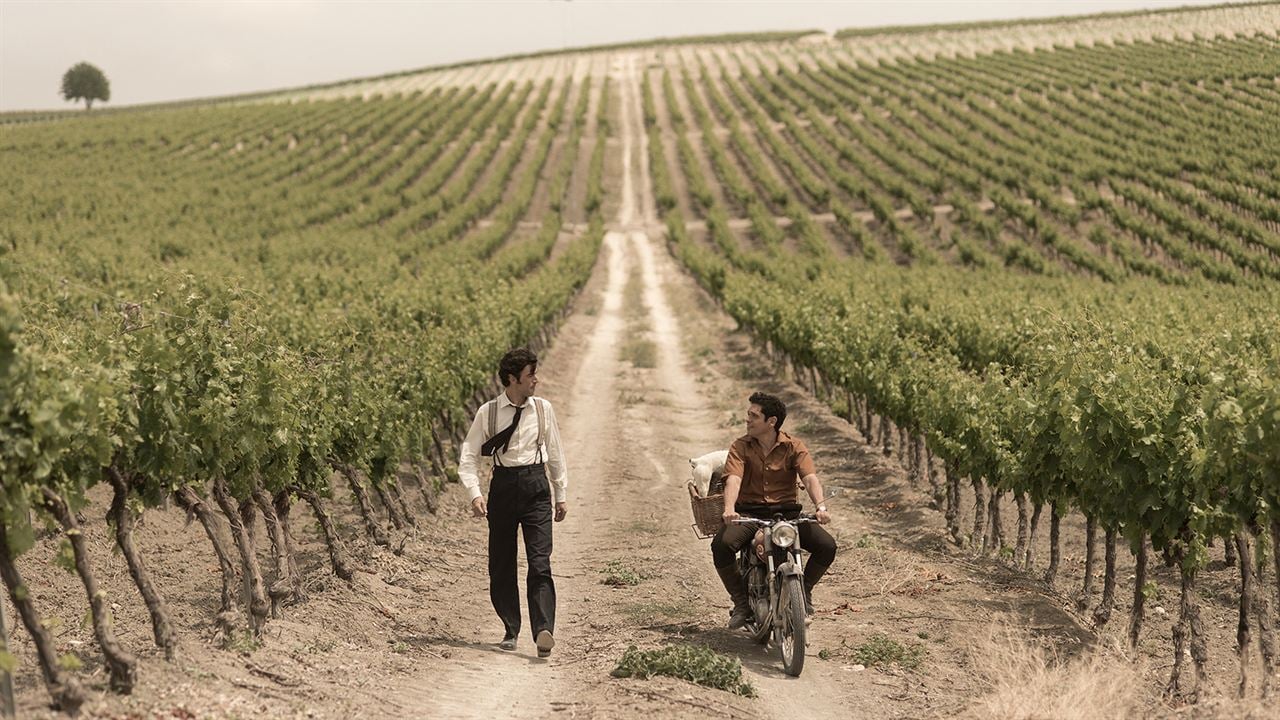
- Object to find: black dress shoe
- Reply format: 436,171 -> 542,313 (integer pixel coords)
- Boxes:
535,630 -> 555,658
499,635 -> 517,651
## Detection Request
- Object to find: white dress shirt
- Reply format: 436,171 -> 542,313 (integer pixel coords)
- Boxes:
457,392 -> 569,504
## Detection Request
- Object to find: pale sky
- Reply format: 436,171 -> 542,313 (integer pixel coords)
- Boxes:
0,0 -> 1236,111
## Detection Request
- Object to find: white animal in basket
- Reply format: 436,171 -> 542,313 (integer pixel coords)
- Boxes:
689,450 -> 729,498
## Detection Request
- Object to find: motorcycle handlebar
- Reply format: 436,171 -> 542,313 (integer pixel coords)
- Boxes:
729,514 -> 818,525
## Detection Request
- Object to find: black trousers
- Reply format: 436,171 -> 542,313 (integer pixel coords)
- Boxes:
711,509 -> 836,590
488,463 -> 556,641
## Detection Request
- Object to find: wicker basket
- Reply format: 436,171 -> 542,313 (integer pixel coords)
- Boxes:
688,474 -> 727,539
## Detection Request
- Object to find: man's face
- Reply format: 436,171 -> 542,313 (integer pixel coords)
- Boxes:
745,403 -> 772,438
512,364 -> 538,397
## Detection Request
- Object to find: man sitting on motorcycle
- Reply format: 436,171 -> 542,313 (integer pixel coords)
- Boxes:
712,392 -> 837,629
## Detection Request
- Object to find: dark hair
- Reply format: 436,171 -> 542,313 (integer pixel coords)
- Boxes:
749,391 -> 786,432
499,347 -> 538,387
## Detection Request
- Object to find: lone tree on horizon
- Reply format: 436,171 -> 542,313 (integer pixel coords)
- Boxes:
61,62 -> 110,110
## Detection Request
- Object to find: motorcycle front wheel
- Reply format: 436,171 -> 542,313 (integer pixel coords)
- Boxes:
778,575 -> 807,676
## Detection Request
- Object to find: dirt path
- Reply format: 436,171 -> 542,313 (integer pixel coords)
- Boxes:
394,50 -> 861,719
389,238 -> 629,719
616,50 -> 855,717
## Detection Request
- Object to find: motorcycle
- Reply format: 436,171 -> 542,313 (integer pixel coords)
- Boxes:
732,514 -> 817,677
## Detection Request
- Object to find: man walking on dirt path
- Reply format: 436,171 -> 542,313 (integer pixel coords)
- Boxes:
712,392 -> 836,629
458,347 -> 569,658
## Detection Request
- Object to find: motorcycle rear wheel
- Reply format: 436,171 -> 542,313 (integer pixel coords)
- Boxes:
778,575 -> 807,676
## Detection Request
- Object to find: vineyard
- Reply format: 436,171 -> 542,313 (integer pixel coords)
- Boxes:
4,1 -> 1280,716
645,3 -> 1280,704
2,62 -> 610,713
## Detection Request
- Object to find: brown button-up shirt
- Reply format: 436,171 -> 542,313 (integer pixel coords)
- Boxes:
723,431 -> 816,505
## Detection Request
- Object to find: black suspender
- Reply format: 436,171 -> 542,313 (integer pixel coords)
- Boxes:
486,397 -> 546,467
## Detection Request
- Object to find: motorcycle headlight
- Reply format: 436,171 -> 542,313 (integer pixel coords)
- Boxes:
772,522 -> 798,548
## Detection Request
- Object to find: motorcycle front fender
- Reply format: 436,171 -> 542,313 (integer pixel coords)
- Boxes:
775,560 -> 803,579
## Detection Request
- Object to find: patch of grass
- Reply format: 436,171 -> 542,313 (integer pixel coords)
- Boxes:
622,600 -> 695,625
57,653 -> 82,671
622,268 -> 648,320
225,629 -> 262,656
600,559 -> 648,587
618,389 -> 645,406
611,644 -> 756,697
390,640 -> 409,654
303,637 -> 337,654
965,622 -> 1149,718
852,633 -> 925,670
1142,580 -> 1160,602
855,534 -> 878,549
54,540 -> 76,574
620,337 -> 658,368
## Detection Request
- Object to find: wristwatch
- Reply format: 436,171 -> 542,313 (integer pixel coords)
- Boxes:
817,504 -> 828,512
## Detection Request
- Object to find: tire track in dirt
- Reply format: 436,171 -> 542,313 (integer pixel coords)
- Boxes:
631,216 -> 860,720
618,50 -> 855,718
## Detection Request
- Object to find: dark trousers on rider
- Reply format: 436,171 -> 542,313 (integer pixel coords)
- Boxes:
712,506 -> 836,618
711,521 -> 836,591
488,464 -> 556,641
